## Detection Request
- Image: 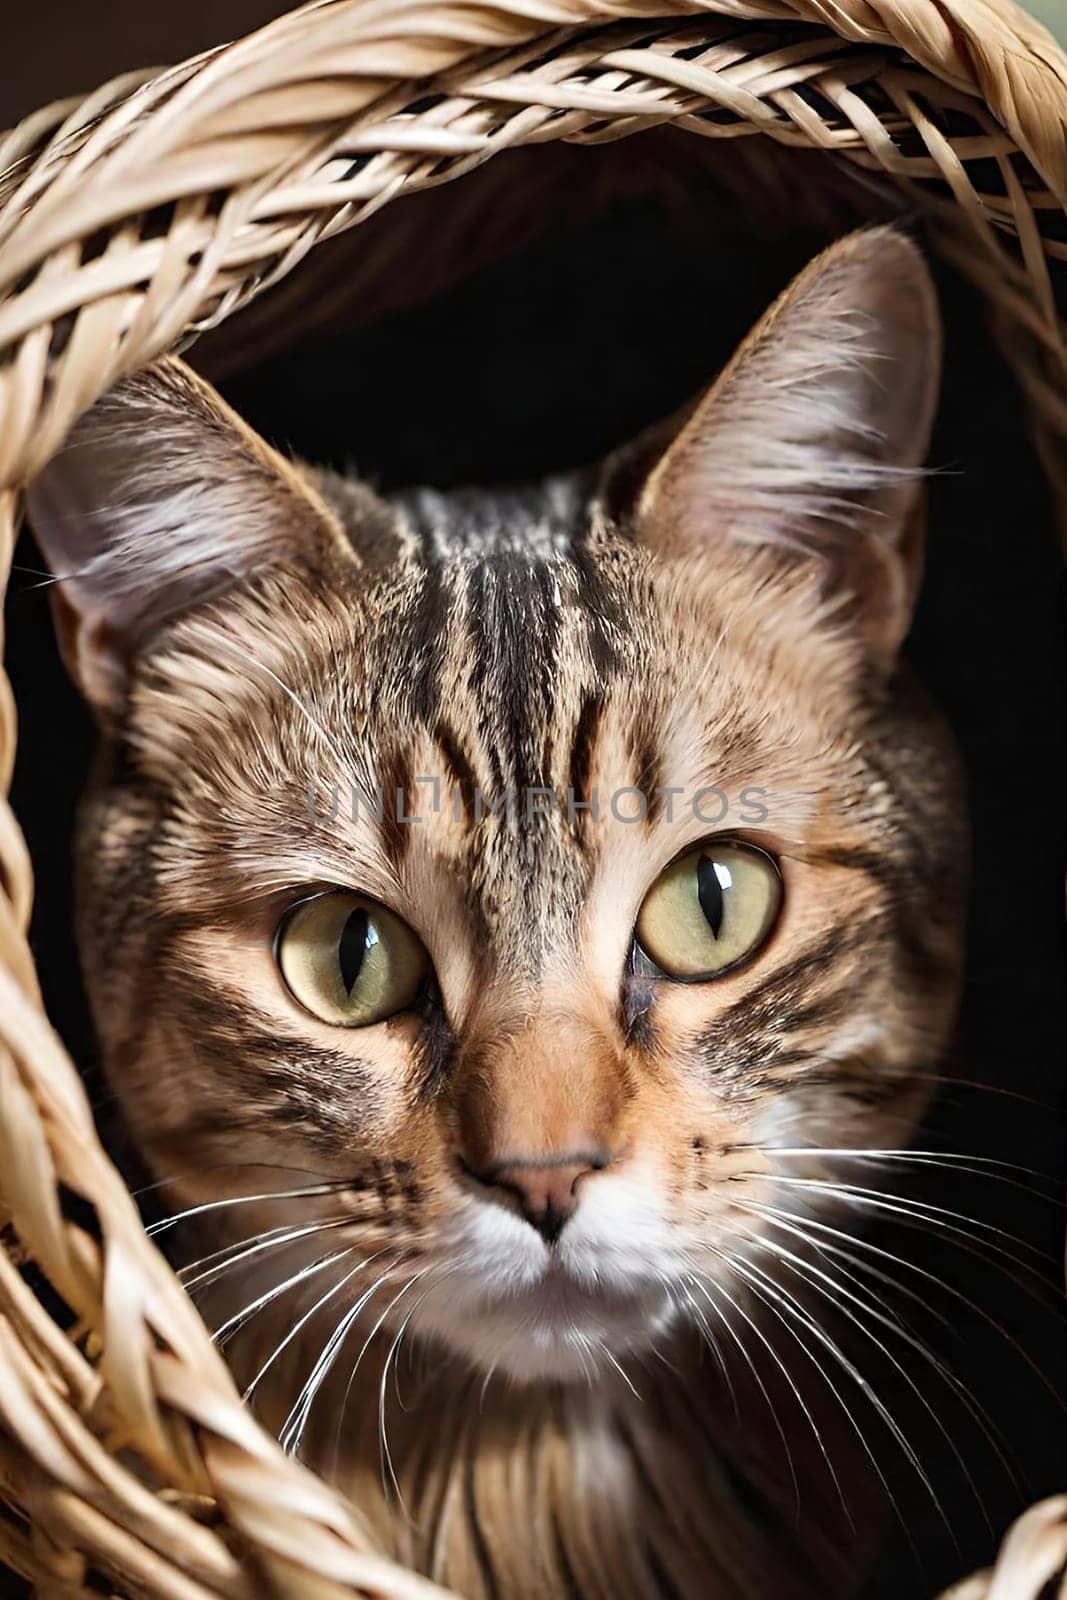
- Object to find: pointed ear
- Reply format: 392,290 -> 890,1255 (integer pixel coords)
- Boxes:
637,228 -> 941,669
25,358 -> 353,718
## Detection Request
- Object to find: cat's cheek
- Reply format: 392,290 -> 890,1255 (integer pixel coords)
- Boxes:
127,923 -> 430,1166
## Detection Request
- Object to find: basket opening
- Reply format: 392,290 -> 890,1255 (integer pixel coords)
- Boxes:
217,172 -> 835,492
7,137 -> 1067,1595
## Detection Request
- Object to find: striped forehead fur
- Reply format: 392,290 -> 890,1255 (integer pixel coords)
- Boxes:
396,474 -> 594,560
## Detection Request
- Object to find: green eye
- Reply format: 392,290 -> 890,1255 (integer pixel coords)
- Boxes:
635,842 -> 782,980
276,892 -> 428,1026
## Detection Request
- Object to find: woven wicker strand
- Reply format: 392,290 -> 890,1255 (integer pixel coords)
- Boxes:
0,1 -> 1065,1596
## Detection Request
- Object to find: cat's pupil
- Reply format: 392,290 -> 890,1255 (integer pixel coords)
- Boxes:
697,856 -> 725,939
338,907 -> 370,993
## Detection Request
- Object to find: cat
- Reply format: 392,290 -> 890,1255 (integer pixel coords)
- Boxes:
28,226 -> 968,1599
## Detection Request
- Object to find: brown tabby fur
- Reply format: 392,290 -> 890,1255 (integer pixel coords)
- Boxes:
29,228 -> 968,1599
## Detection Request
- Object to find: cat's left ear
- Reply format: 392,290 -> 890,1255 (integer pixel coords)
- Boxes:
636,227 -> 941,671
25,358 -> 354,717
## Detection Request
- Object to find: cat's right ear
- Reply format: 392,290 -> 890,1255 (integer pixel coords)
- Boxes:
632,228 -> 941,672
25,358 -> 353,719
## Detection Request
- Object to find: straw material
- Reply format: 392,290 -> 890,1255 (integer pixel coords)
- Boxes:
0,0 -> 1064,1595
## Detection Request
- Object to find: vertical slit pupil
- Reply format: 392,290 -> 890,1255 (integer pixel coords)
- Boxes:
338,907 -> 370,993
697,855 -> 725,939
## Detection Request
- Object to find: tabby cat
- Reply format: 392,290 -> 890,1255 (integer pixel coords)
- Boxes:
29,227 -> 968,1599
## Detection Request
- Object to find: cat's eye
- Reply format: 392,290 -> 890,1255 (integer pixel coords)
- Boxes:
635,842 -> 782,980
276,891 -> 428,1026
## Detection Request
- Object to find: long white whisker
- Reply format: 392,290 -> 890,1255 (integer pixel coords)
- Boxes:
246,1247 -> 392,1407
211,1244 -> 355,1348
743,1200 -> 1018,1498
148,1181 -> 346,1237
599,1342 -> 641,1400
720,1248 -> 921,1559
691,1251 -> 856,1527
478,1362 -> 500,1411
752,1209 -> 951,1334
681,1268 -> 804,1523
323,1263 -> 425,1469
181,1214 -> 355,1294
759,1146 -> 1062,1199
742,1194 -> 1064,1431
378,1267 -> 442,1510
742,1244 -> 953,1545
760,1175 -> 1054,1271
132,1160 -> 343,1200
572,1329 -> 597,1388
670,1273 -> 738,1417
742,1213 -> 984,1539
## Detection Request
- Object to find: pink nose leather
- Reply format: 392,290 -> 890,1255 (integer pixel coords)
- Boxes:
498,1163 -> 589,1242
465,1151 -> 614,1243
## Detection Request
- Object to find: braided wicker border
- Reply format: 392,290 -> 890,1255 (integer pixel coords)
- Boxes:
0,2 -> 1064,1596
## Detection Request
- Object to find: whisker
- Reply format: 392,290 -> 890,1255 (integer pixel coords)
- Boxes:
131,1160 -> 342,1199
245,1247 -> 393,1407
690,1252 -> 858,1530
716,1248 -> 926,1564
749,1203 -> 951,1335
180,1214 -> 356,1294
739,1198 -> 1020,1500
147,1181 -> 349,1237
319,1267 -> 428,1465
378,1267 -> 443,1510
211,1244 -> 355,1348
908,1070 -> 1062,1112
754,1174 -> 1056,1274
572,1329 -> 597,1388
681,1267 -> 804,1524
478,1359 -> 500,1412
741,1195 -> 1067,1416
393,1276 -> 447,1413
669,1271 -> 738,1417
757,1147 -> 1062,1197
599,1342 -> 641,1400
742,1214 -> 986,1539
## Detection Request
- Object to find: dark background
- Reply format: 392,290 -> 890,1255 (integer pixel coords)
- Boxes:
4,12 -> 1067,1599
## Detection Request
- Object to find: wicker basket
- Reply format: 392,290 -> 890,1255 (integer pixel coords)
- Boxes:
1,1 -> 1065,1596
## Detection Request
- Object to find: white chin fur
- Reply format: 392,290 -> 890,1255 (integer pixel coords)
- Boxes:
410,1164 -> 680,1383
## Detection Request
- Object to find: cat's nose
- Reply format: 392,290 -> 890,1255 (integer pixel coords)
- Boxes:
466,1153 -> 611,1243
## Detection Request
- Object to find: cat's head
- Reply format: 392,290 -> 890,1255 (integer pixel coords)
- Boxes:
29,228 -> 967,1384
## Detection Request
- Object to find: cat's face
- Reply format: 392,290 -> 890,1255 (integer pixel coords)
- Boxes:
30,228 -> 967,1384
